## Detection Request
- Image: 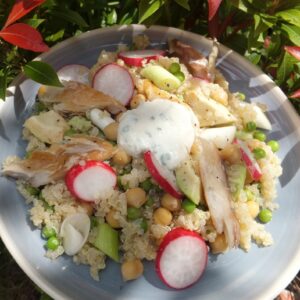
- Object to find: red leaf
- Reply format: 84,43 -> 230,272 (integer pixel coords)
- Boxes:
0,23 -> 49,52
208,0 -> 222,21
284,46 -> 300,61
4,0 -> 45,28
290,89 -> 300,99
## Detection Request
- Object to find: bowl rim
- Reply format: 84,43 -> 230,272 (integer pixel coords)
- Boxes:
1,24 -> 300,300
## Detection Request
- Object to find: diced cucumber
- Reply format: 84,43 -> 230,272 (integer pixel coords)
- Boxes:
175,159 -> 201,205
226,164 -> 247,197
141,65 -> 181,91
93,223 -> 119,262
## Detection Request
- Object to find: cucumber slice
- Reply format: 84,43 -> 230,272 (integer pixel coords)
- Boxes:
226,164 -> 247,197
175,159 -> 201,205
93,223 -> 119,262
141,65 -> 181,91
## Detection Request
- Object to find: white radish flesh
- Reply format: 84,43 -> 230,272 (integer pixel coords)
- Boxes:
156,228 -> 208,289
144,151 -> 182,199
65,160 -> 116,202
92,63 -> 134,106
199,126 -> 236,149
89,108 -> 114,130
118,49 -> 166,67
60,213 -> 91,255
57,64 -> 90,85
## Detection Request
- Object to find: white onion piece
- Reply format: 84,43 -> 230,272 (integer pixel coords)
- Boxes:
253,105 -> 272,130
198,126 -> 236,149
89,108 -> 114,130
60,213 -> 90,255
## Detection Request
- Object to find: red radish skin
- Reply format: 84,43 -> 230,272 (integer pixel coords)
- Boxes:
57,64 -> 90,84
65,160 -> 116,202
143,151 -> 182,199
118,49 -> 166,67
234,139 -> 262,181
92,63 -> 134,106
156,228 -> 208,289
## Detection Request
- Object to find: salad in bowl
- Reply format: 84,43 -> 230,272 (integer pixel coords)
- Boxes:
2,34 -> 282,289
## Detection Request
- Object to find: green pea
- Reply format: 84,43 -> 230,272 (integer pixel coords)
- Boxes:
253,148 -> 266,159
267,140 -> 280,152
140,218 -> 148,232
253,130 -> 266,142
174,71 -> 185,82
26,185 -> 40,196
169,62 -> 180,74
237,92 -> 246,101
245,121 -> 257,132
46,236 -> 60,251
42,226 -> 56,239
140,178 -> 153,192
127,207 -> 142,220
145,196 -> 154,207
182,199 -> 196,214
258,208 -> 272,223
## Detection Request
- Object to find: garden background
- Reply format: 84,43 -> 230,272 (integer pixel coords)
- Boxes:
0,0 -> 299,299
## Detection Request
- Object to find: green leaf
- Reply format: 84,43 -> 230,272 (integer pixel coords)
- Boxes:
23,61 -> 63,87
107,9 -> 117,24
276,9 -> 300,27
0,69 -> 8,101
281,23 -> 300,46
24,18 -> 45,28
277,52 -> 298,85
266,31 -> 281,57
50,8 -> 88,27
174,0 -> 190,10
45,29 -> 64,42
246,52 -> 261,65
139,0 -> 164,23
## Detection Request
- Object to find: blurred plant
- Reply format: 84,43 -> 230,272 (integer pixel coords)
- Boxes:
1,0 -> 300,112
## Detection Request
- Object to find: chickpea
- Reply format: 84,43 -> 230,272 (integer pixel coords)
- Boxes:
130,94 -> 146,109
115,112 -> 124,123
210,233 -> 228,254
126,188 -> 147,208
161,193 -> 181,212
112,149 -> 132,166
153,207 -> 172,226
103,122 -> 118,141
106,209 -> 121,228
247,200 -> 259,218
121,259 -> 144,281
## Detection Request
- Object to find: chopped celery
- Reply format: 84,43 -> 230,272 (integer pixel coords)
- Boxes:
141,65 -> 181,91
139,178 -> 153,192
235,130 -> 252,141
226,164 -> 247,197
25,185 -> 40,196
93,223 -> 119,262
175,159 -> 201,205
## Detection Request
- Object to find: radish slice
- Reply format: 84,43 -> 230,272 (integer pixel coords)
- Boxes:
234,139 -> 262,181
57,64 -> 90,84
60,213 -> 90,255
199,126 -> 236,149
156,228 -> 208,289
92,63 -> 134,106
65,160 -> 117,202
144,151 -> 182,199
118,49 -> 166,67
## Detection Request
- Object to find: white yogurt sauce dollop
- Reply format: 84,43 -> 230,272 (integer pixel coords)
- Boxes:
118,99 -> 198,169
